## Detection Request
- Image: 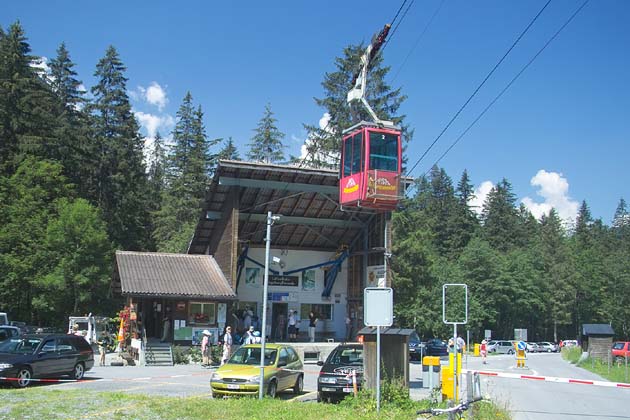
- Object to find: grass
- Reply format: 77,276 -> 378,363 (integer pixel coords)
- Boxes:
0,387 -> 511,420
562,347 -> 630,384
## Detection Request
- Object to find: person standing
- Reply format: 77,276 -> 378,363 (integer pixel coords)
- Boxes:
221,326 -> 233,365
201,330 -> 212,367
308,311 -> 318,343
244,326 -> 255,345
480,339 -> 488,364
457,335 -> 466,354
294,310 -> 301,340
97,331 -> 108,366
288,311 -> 297,342
161,316 -> 170,342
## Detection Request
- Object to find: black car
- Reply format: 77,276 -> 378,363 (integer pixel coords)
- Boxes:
0,334 -> 94,388
0,326 -> 21,342
317,344 -> 363,403
424,338 -> 448,357
408,331 -> 426,361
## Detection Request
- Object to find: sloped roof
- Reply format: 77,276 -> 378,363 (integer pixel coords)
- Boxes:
582,324 -> 615,336
189,160 -> 413,254
357,327 -> 415,336
115,251 -> 236,300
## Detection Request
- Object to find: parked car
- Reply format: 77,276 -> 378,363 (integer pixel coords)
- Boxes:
408,332 -> 425,361
0,312 -> 8,326
424,338 -> 448,357
0,326 -> 21,342
526,342 -> 541,353
489,340 -> 516,355
210,343 -> 303,398
0,334 -> 94,388
562,339 -> 579,348
611,342 -> 630,364
537,342 -> 559,353
317,344 -> 363,403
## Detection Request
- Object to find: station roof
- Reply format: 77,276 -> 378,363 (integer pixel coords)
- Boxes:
582,324 -> 615,337
115,251 -> 237,300
189,160 -> 412,254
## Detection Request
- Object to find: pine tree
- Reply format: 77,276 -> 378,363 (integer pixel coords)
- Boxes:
247,103 -> 285,164
90,45 -> 150,250
448,170 -> 478,255
302,43 -> 410,168
0,22 -> 58,175
481,178 -> 519,251
217,137 -> 240,161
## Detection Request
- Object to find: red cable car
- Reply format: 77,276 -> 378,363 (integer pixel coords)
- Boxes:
339,24 -> 403,211
339,121 -> 402,210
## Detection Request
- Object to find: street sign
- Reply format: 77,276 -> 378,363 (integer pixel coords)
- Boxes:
364,287 -> 393,327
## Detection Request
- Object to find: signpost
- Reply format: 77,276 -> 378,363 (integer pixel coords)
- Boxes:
364,287 -> 393,413
442,283 -> 468,406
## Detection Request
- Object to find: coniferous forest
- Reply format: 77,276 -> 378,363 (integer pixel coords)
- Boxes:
1,22 -> 628,342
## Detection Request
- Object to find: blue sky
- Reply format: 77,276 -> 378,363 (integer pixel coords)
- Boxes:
4,0 -> 628,225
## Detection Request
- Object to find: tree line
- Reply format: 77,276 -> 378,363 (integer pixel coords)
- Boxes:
391,167 -> 630,342
1,21 -> 627,344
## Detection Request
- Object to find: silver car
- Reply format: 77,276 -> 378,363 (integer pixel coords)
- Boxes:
489,340 -> 515,354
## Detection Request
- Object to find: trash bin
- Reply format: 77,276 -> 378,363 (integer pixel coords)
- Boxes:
474,343 -> 480,356
422,356 -> 441,389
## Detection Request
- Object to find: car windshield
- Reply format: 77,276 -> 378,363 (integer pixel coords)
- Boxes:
409,332 -> 420,343
613,343 -> 625,350
0,337 -> 41,354
228,347 -> 277,366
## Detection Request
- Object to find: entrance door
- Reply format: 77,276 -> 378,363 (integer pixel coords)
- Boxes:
272,303 -> 288,341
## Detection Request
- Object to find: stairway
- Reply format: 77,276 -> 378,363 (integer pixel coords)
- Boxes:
145,342 -> 173,366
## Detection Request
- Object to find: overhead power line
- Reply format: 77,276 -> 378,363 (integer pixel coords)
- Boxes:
405,0 -> 553,177
419,0 -> 590,180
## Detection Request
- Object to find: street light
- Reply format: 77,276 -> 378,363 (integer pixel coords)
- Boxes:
259,211 -> 279,399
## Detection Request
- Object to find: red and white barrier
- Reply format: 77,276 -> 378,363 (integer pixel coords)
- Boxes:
462,369 -> 630,389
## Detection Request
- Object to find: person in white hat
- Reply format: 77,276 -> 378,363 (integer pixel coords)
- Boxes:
201,330 -> 212,367
243,326 -> 255,345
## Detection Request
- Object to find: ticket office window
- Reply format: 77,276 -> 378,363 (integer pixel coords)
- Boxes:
189,302 -> 215,325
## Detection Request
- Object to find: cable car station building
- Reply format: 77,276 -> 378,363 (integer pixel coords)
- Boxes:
187,159 -> 399,342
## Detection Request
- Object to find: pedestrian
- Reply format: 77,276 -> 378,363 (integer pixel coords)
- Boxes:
161,316 -> 170,342
244,326 -> 255,345
345,314 -> 352,342
97,331 -> 109,366
243,307 -> 252,331
252,330 -> 262,344
308,311 -> 318,343
480,339 -> 488,364
294,310 -> 301,340
288,311 -> 297,342
221,326 -> 233,365
201,330 -> 212,367
457,335 -> 466,354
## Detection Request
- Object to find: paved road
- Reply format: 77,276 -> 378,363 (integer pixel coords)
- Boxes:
464,352 -> 630,420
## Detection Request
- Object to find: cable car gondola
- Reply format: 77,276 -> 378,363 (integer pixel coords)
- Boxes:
340,121 -> 402,210
340,24 -> 403,211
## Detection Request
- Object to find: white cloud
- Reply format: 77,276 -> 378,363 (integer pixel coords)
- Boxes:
129,82 -> 168,111
521,169 -> 579,223
145,82 -> 168,110
469,181 -> 494,215
30,56 -> 52,82
134,111 -> 175,138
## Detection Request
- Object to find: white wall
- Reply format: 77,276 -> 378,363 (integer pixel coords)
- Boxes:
236,248 -> 347,341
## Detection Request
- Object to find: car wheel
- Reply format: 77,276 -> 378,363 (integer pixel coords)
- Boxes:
615,356 -> 625,366
293,375 -> 303,394
71,363 -> 85,380
547,349 -> 551,353
507,349 -> 514,355
267,379 -> 277,398
13,367 -> 32,388
317,391 -> 323,403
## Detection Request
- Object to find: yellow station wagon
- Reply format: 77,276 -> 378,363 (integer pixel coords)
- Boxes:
210,343 -> 304,398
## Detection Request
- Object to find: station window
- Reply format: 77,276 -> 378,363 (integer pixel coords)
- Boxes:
189,302 -> 215,325
342,131 -> 364,177
300,304 -> 333,321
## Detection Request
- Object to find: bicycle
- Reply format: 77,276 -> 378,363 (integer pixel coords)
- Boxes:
416,397 -> 484,419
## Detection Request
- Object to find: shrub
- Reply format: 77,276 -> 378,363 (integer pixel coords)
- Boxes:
172,345 -> 190,364
189,346 -> 202,363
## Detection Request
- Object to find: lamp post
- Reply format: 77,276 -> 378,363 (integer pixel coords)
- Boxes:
259,211 -> 279,399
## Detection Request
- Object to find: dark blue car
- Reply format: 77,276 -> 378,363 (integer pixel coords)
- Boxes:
0,334 -> 94,388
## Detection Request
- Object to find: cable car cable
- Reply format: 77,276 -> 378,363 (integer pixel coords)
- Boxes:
391,0 -> 446,83
414,0 -> 589,186
382,0 -> 416,54
405,0 -> 553,178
